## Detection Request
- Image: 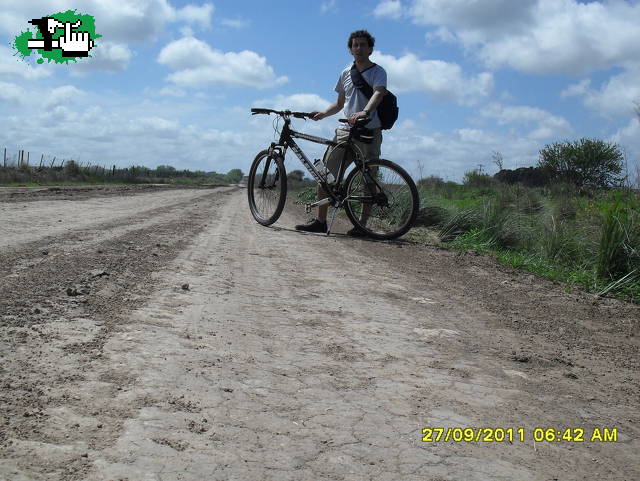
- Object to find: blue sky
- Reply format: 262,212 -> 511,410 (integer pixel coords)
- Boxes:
1,0 -> 639,182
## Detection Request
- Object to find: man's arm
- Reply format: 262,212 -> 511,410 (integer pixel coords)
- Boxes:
348,86 -> 387,125
310,92 -> 345,121
363,86 -> 387,115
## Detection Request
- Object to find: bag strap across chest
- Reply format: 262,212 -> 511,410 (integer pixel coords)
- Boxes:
350,63 -> 376,99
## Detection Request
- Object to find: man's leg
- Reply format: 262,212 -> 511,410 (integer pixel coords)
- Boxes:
295,141 -> 334,233
348,129 -> 382,235
317,185 -> 329,221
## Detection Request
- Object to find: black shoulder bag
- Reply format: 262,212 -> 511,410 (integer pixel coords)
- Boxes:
350,63 -> 398,130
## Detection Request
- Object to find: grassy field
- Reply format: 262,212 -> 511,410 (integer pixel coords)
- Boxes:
410,177 -> 639,303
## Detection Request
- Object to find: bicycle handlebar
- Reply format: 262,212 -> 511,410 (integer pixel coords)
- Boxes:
251,108 -> 370,126
251,108 -> 313,119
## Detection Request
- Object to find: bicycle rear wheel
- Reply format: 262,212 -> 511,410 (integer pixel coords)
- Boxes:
343,158 -> 419,240
247,149 -> 287,226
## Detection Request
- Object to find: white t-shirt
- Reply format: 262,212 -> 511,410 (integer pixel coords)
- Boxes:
334,63 -> 387,130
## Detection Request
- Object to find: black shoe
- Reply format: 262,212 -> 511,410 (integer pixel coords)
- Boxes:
347,226 -> 368,237
295,219 -> 327,233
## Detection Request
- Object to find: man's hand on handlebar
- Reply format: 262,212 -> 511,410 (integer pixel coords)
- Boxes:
308,111 -> 324,121
348,111 -> 368,126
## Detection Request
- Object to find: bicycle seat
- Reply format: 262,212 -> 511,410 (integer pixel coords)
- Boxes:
338,118 -> 374,143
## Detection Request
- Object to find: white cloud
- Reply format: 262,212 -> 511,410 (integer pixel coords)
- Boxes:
220,18 -> 251,29
408,0 -> 640,75
372,51 -> 493,105
0,46 -> 51,80
0,1 -> 214,44
158,36 -> 288,89
612,118 -> 640,177
253,93 -> 331,113
71,41 -> 133,74
561,79 -> 591,99
173,3 -> 214,29
0,81 -> 27,105
134,116 -> 180,133
154,86 -> 187,97
381,122 -> 543,180
0,90 -> 259,174
374,0 -> 403,19
426,26 -> 456,44
578,67 -> 640,117
320,0 -> 337,13
480,103 -> 572,140
410,0 -> 535,32
44,85 -> 87,108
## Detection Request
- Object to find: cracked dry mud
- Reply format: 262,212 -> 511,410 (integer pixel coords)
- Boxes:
0,184 -> 639,481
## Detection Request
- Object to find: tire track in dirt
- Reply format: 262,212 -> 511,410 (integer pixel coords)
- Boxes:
0,186 -> 237,481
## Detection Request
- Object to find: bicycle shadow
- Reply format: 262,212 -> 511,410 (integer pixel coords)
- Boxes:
267,225 -> 419,246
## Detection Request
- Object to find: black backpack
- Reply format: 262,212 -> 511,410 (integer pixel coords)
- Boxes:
350,63 -> 398,130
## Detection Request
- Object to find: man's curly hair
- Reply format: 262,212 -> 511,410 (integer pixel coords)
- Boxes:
348,30 -> 375,49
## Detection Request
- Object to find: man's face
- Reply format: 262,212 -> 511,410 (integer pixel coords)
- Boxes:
350,37 -> 373,60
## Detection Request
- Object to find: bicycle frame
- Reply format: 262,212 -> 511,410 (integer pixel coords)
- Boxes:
273,117 -> 365,207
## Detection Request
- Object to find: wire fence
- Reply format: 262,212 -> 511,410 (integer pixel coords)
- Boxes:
1,148 -> 228,185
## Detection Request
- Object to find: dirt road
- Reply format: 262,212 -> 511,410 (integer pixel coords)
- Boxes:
1,185 -> 639,481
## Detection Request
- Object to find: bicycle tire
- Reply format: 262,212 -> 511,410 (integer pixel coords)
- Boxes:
343,158 -> 419,240
247,149 -> 287,226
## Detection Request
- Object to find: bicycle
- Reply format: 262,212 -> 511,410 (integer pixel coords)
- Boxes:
248,108 -> 419,240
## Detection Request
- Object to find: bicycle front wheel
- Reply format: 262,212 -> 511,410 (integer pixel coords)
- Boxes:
343,158 -> 419,240
247,149 -> 287,226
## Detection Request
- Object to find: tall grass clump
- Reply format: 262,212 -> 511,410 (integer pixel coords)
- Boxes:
597,198 -> 639,282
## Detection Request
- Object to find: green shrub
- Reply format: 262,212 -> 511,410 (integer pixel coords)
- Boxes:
538,138 -> 625,189
417,175 -> 445,189
463,170 -> 495,188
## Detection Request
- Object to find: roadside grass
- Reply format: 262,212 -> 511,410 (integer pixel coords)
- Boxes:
0,164 -> 229,187
410,182 -> 640,303
293,184 -> 318,204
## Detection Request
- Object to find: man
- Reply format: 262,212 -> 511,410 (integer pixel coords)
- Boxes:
295,29 -> 387,236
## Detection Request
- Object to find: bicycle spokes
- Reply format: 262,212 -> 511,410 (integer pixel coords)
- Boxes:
345,160 -> 418,238
248,152 -> 287,225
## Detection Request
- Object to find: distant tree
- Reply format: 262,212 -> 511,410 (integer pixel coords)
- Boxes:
64,159 -> 81,177
462,170 -> 494,187
224,168 -> 244,183
156,165 -> 177,177
494,167 -> 547,187
538,138 -> 625,189
287,169 -> 305,182
417,175 -> 445,189
492,151 -> 504,171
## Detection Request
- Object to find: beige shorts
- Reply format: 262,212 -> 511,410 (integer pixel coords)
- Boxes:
322,128 -> 382,179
